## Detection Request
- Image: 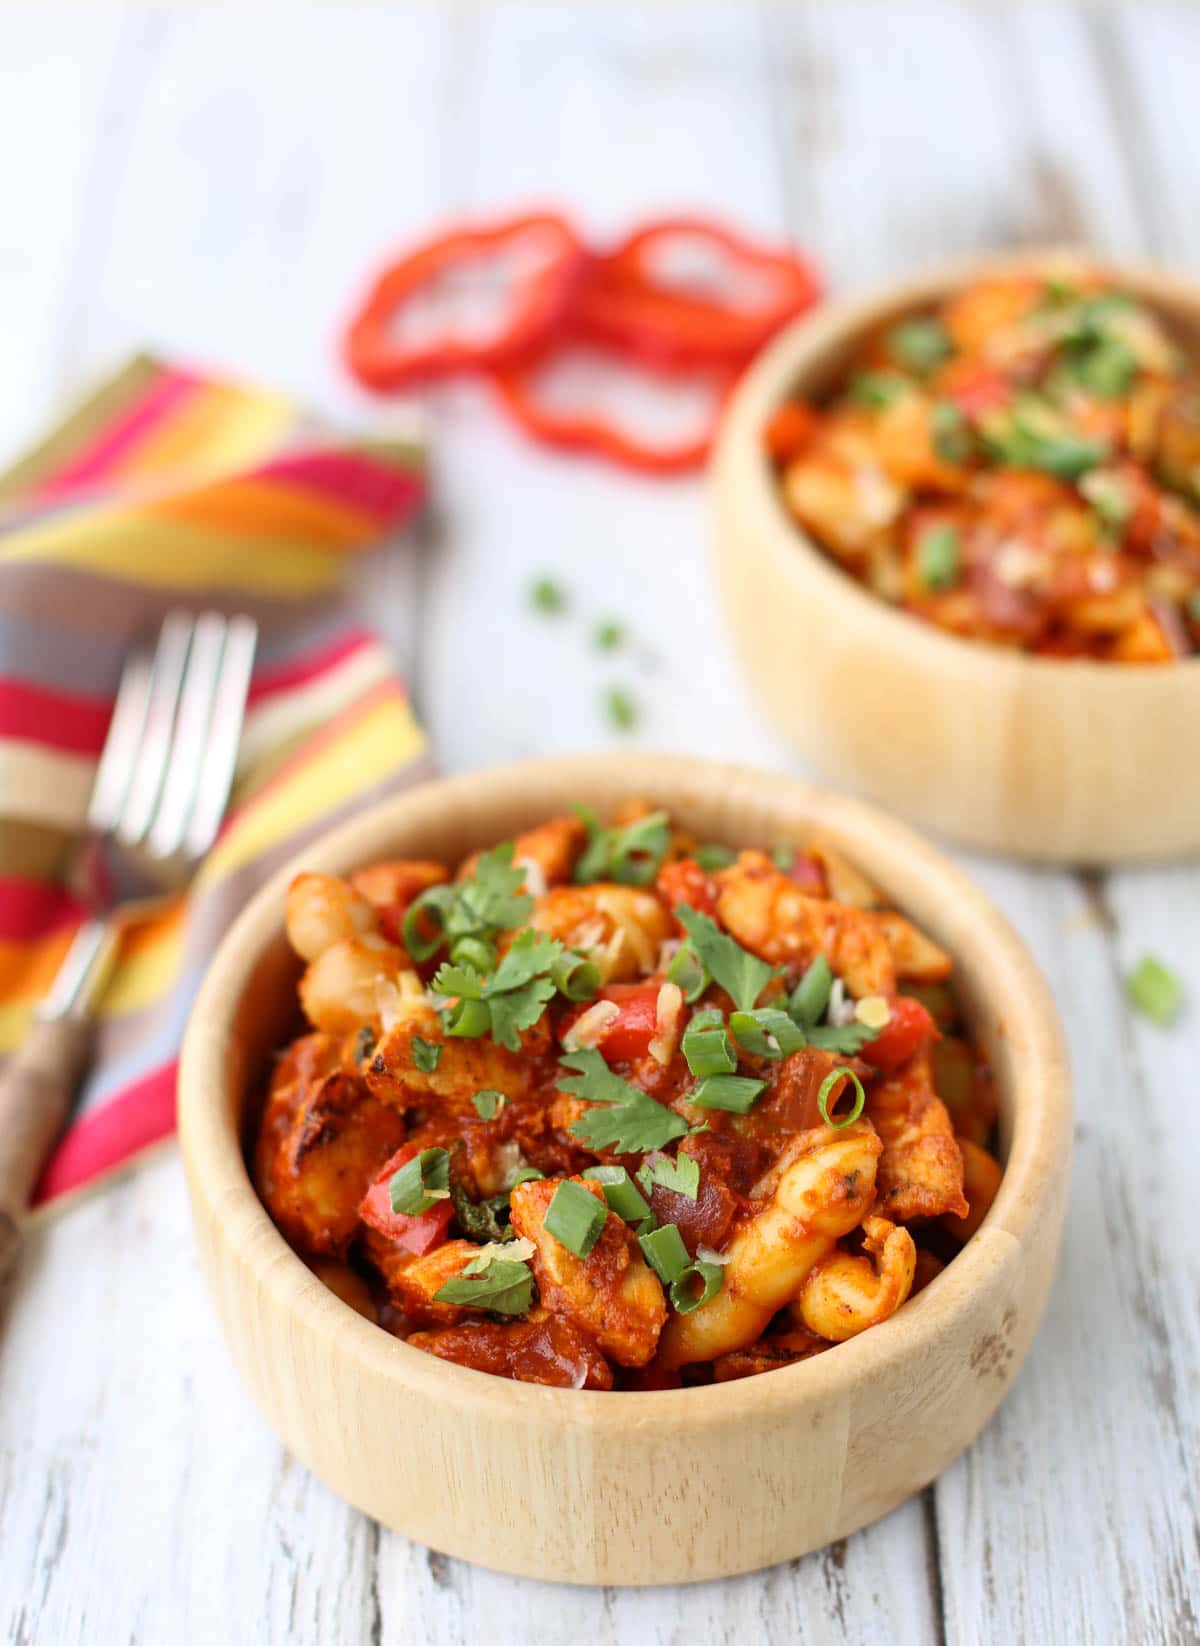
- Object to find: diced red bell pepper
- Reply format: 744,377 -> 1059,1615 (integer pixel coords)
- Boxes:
558,982 -> 664,1062
656,857 -> 719,919
778,850 -> 827,895
860,996 -> 938,1074
359,1143 -> 455,1255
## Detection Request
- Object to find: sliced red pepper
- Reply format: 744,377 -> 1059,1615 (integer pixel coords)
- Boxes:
656,858 -> 719,919
860,996 -> 938,1074
344,211 -> 588,390
489,344 -> 739,476
575,216 -> 821,369
360,1143 -> 455,1254
558,982 -> 663,1061
780,850 -> 827,896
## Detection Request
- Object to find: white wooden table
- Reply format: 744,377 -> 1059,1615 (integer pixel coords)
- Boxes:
2,7 -> 1198,1642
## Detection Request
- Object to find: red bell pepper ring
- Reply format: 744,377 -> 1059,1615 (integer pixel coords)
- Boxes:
860,996 -> 938,1074
489,346 -> 739,476
360,1143 -> 455,1254
344,211 -> 588,390
575,215 -> 821,369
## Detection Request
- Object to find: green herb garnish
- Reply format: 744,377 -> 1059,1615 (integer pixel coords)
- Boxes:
849,371 -> 908,411
636,1152 -> 700,1202
593,618 -> 625,652
603,685 -> 638,733
689,1074 -> 766,1114
984,396 -> 1108,480
789,954 -> 833,1028
403,841 -> 533,963
561,1048 -> 689,1154
449,1175 -> 509,1243
817,1067 -> 867,1129
389,1148 -> 451,1217
1125,955 -> 1184,1026
434,928 -> 563,1052
675,906 -> 776,1014
806,1021 -> 881,1055
471,1090 -> 506,1120
681,1006 -> 737,1078
888,317 -> 953,373
638,1222 -> 690,1284
434,1256 -> 534,1316
574,806 -> 670,887
931,399 -> 972,465
529,575 -> 567,616
917,524 -> 961,591
544,1179 -> 607,1259
670,1259 -> 724,1315
550,949 -> 600,1002
667,942 -> 709,1004
411,1036 -> 442,1073
581,1164 -> 650,1222
694,843 -> 737,872
729,1006 -> 806,1059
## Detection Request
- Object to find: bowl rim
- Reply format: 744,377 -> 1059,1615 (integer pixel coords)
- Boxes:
718,243 -> 1200,683
179,752 -> 1072,1427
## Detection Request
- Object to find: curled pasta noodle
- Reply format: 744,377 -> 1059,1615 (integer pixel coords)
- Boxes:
286,873 -> 378,962
791,1215 -> 916,1342
298,935 -> 407,1035
655,1120 -> 881,1369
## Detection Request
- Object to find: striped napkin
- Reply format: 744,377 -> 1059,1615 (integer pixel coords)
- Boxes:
0,356 -> 432,1212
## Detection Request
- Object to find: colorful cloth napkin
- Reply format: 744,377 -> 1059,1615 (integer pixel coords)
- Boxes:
0,356 -> 432,1211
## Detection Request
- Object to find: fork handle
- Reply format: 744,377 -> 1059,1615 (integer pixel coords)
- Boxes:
0,1013 -> 95,1285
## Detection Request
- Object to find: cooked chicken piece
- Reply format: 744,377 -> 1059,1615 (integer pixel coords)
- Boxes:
870,910 -> 952,981
941,1137 -> 1003,1243
529,884 -> 673,983
867,1045 -> 968,1221
364,996 -> 545,1116
349,859 -> 449,912
298,935 -> 410,1034
509,1177 -> 666,1367
458,816 -> 588,892
715,852 -> 896,997
408,1309 -> 613,1389
255,1069 -> 406,1258
362,1234 -> 481,1325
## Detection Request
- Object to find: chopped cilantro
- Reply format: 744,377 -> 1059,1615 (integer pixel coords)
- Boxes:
411,1036 -> 442,1073
574,806 -> 670,887
561,1048 -> 689,1154
603,685 -> 638,733
403,841 -> 533,963
593,618 -> 625,652
931,400 -> 972,465
888,317 -> 953,373
434,929 -> 564,1052
434,1256 -> 534,1316
1125,954 -> 1184,1026
849,370 -> 909,411
917,524 -> 961,591
675,905 -> 776,1013
529,575 -> 567,616
636,1152 -> 700,1202
471,1090 -> 506,1120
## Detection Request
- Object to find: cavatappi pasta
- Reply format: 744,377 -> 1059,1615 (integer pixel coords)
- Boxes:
766,264 -> 1200,660
254,806 -> 1000,1390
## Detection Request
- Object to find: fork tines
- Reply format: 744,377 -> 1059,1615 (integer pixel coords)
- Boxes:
91,610 -> 258,874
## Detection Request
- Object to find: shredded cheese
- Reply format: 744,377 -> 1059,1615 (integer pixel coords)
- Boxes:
696,1244 -> 731,1267
561,1000 -> 620,1052
648,982 -> 684,1066
515,856 -> 547,898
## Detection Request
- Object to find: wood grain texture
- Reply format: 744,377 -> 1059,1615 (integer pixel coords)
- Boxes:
0,2 -> 1198,1641
178,756 -> 1070,1587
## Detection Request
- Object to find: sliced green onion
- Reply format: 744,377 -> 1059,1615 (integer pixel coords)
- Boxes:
450,934 -> 496,974
729,1007 -> 806,1059
888,317 -> 952,373
389,1148 -> 451,1217
401,886 -> 453,962
529,575 -> 567,615
609,811 -> 669,885
917,524 -> 961,591
1187,590 -> 1200,622
1125,954 -> 1184,1026
638,1222 -> 690,1284
670,1259 -> 725,1315
471,1089 -> 506,1120
681,1006 -> 737,1078
694,843 -> 737,872
667,942 -> 709,1004
817,1067 -> 867,1129
552,949 -> 600,1001
582,1164 -> 650,1223
442,997 -> 491,1039
593,618 -> 624,652
690,1074 -> 765,1114
411,1035 -> 442,1073
544,1179 -> 607,1258
790,954 -> 833,1029
849,370 -> 908,411
636,1212 -> 659,1237
1073,337 -> 1137,399
603,685 -> 638,733
932,399 -> 972,465
510,1166 -> 545,1188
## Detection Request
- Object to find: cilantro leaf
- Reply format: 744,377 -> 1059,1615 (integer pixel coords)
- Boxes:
488,929 -> 563,993
561,1049 -> 689,1154
488,975 -> 558,1052
411,1036 -> 442,1073
806,1021 -> 880,1055
455,841 -> 534,935
675,906 -> 776,1014
434,929 -> 564,1052
434,1257 -> 534,1316
431,960 -> 485,1000
574,808 -> 671,888
637,1152 -> 700,1201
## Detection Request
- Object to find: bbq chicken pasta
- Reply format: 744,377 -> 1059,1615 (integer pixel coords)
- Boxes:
254,807 -> 1001,1390
766,266 -> 1200,660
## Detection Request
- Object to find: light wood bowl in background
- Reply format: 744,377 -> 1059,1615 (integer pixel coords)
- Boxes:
179,755 -> 1071,1586
711,250 -> 1200,864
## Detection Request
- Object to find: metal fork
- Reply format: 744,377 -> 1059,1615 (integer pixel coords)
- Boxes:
0,610 -> 257,1281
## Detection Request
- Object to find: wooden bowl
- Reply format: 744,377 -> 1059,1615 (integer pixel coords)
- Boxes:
711,250 -> 1200,863
178,754 -> 1071,1586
